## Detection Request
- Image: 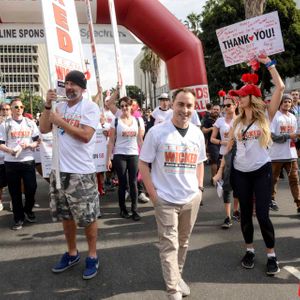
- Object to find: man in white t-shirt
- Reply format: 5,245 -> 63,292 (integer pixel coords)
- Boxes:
139,88 -> 206,300
269,94 -> 300,213
39,70 -> 100,280
151,93 -> 173,125
0,99 -> 39,229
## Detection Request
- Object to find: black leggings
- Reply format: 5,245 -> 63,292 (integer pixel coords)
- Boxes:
113,154 -> 138,213
233,162 -> 275,248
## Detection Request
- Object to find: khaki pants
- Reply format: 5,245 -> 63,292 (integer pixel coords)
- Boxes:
272,161 -> 300,208
154,193 -> 201,294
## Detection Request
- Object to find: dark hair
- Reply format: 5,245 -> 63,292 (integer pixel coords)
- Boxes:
172,88 -> 196,101
206,103 -> 212,110
118,96 -> 133,106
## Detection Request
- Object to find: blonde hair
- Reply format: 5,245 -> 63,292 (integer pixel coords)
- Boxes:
233,95 -> 271,148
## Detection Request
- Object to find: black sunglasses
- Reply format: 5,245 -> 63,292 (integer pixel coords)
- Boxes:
223,104 -> 232,108
14,106 -> 24,109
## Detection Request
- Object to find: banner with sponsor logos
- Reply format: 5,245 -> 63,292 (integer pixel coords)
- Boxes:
93,125 -> 108,173
216,11 -> 284,67
0,23 -> 139,45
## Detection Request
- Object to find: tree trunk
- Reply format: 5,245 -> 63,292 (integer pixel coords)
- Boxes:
244,0 -> 266,19
153,83 -> 156,107
147,72 -> 153,109
143,71 -> 148,108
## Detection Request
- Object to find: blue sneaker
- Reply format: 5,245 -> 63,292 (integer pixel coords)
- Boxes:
82,256 -> 99,280
52,252 -> 80,273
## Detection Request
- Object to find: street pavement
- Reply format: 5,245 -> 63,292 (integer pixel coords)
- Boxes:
0,166 -> 299,300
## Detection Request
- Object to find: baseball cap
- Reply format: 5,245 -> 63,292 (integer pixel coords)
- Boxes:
229,84 -> 262,98
158,93 -> 170,100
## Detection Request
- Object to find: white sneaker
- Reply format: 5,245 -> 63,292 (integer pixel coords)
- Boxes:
168,291 -> 182,300
0,202 -> 3,211
178,278 -> 190,297
125,191 -> 130,201
138,192 -> 150,203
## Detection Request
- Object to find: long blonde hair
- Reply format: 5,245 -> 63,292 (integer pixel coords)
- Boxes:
233,95 -> 271,148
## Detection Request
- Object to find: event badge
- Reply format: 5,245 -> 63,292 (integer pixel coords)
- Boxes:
237,141 -> 246,157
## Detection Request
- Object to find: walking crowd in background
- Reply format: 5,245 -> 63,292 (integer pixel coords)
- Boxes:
0,55 -> 300,299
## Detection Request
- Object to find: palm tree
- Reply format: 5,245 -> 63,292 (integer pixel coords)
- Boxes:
244,0 -> 266,19
139,59 -> 148,108
140,46 -> 161,108
184,12 -> 201,36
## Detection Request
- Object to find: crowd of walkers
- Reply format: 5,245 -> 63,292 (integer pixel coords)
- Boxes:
0,55 -> 299,299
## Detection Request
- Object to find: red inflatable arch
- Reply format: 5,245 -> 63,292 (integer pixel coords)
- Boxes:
96,0 -> 209,110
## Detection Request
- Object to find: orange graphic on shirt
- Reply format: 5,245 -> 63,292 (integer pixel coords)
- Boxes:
280,125 -> 295,134
10,130 -> 31,138
122,131 -> 137,137
165,151 -> 197,164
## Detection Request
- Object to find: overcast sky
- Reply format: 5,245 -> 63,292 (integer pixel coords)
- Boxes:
84,0 -> 207,93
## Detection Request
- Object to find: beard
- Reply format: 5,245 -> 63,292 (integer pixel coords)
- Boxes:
66,90 -> 80,101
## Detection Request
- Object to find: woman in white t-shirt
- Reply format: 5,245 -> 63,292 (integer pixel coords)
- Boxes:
106,97 -> 145,221
211,96 -> 238,228
228,55 -> 284,276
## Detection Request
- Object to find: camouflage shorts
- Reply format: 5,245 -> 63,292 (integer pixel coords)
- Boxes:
49,171 -> 100,227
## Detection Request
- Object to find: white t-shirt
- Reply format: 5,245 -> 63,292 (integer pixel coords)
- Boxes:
111,116 -> 145,155
104,109 -> 115,126
0,117 -> 39,162
152,107 -> 173,125
54,98 -> 100,174
140,120 -> 207,204
233,121 -> 270,172
191,110 -> 201,126
213,117 -> 233,155
269,111 -> 298,160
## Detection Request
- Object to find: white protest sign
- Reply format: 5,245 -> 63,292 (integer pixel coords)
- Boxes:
172,84 -> 210,113
93,125 -> 108,173
39,133 -> 53,178
216,11 -> 284,67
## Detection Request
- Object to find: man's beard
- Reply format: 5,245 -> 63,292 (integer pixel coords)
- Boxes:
66,90 -> 79,100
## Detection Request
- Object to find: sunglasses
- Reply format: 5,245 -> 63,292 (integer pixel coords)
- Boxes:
120,104 -> 129,108
14,106 -> 24,109
223,104 -> 232,108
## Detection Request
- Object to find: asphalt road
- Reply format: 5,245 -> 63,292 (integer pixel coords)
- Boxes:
0,166 -> 299,300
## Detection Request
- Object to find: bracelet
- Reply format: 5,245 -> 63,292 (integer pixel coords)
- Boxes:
265,59 -> 276,68
198,186 -> 204,192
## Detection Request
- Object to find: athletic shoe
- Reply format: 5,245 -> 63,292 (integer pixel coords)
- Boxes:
138,192 -> 150,203
232,210 -> 240,222
25,212 -> 36,223
241,251 -> 255,269
0,202 -> 3,211
266,257 -> 280,276
12,220 -> 24,230
178,278 -> 190,297
132,211 -> 141,221
120,210 -> 131,219
221,217 -> 232,229
34,203 -> 40,208
82,256 -> 99,280
269,200 -> 279,211
52,252 -> 80,273
168,291 -> 183,300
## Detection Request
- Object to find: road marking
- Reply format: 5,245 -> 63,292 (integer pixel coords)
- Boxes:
284,266 -> 300,279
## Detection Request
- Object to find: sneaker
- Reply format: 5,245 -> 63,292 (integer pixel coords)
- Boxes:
132,211 -> 141,221
138,192 -> 150,203
241,251 -> 255,269
221,217 -> 232,229
232,210 -> 240,222
266,257 -> 280,276
178,278 -> 190,297
12,220 -> 24,230
52,252 -> 81,273
168,291 -> 182,300
25,212 -> 36,223
0,202 -> 3,211
120,210 -> 131,219
82,256 -> 99,280
34,203 -> 40,208
269,200 -> 279,211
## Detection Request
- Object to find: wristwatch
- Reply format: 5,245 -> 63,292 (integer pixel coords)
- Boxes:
198,186 -> 204,192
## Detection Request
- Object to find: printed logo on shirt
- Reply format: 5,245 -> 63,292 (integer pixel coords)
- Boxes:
10,130 -> 31,138
163,144 -> 198,173
122,130 -> 137,137
223,131 -> 229,139
279,124 -> 295,134
63,113 -> 81,128
238,129 -> 261,141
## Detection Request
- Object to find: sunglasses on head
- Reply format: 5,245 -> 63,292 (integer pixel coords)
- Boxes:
14,105 -> 24,109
